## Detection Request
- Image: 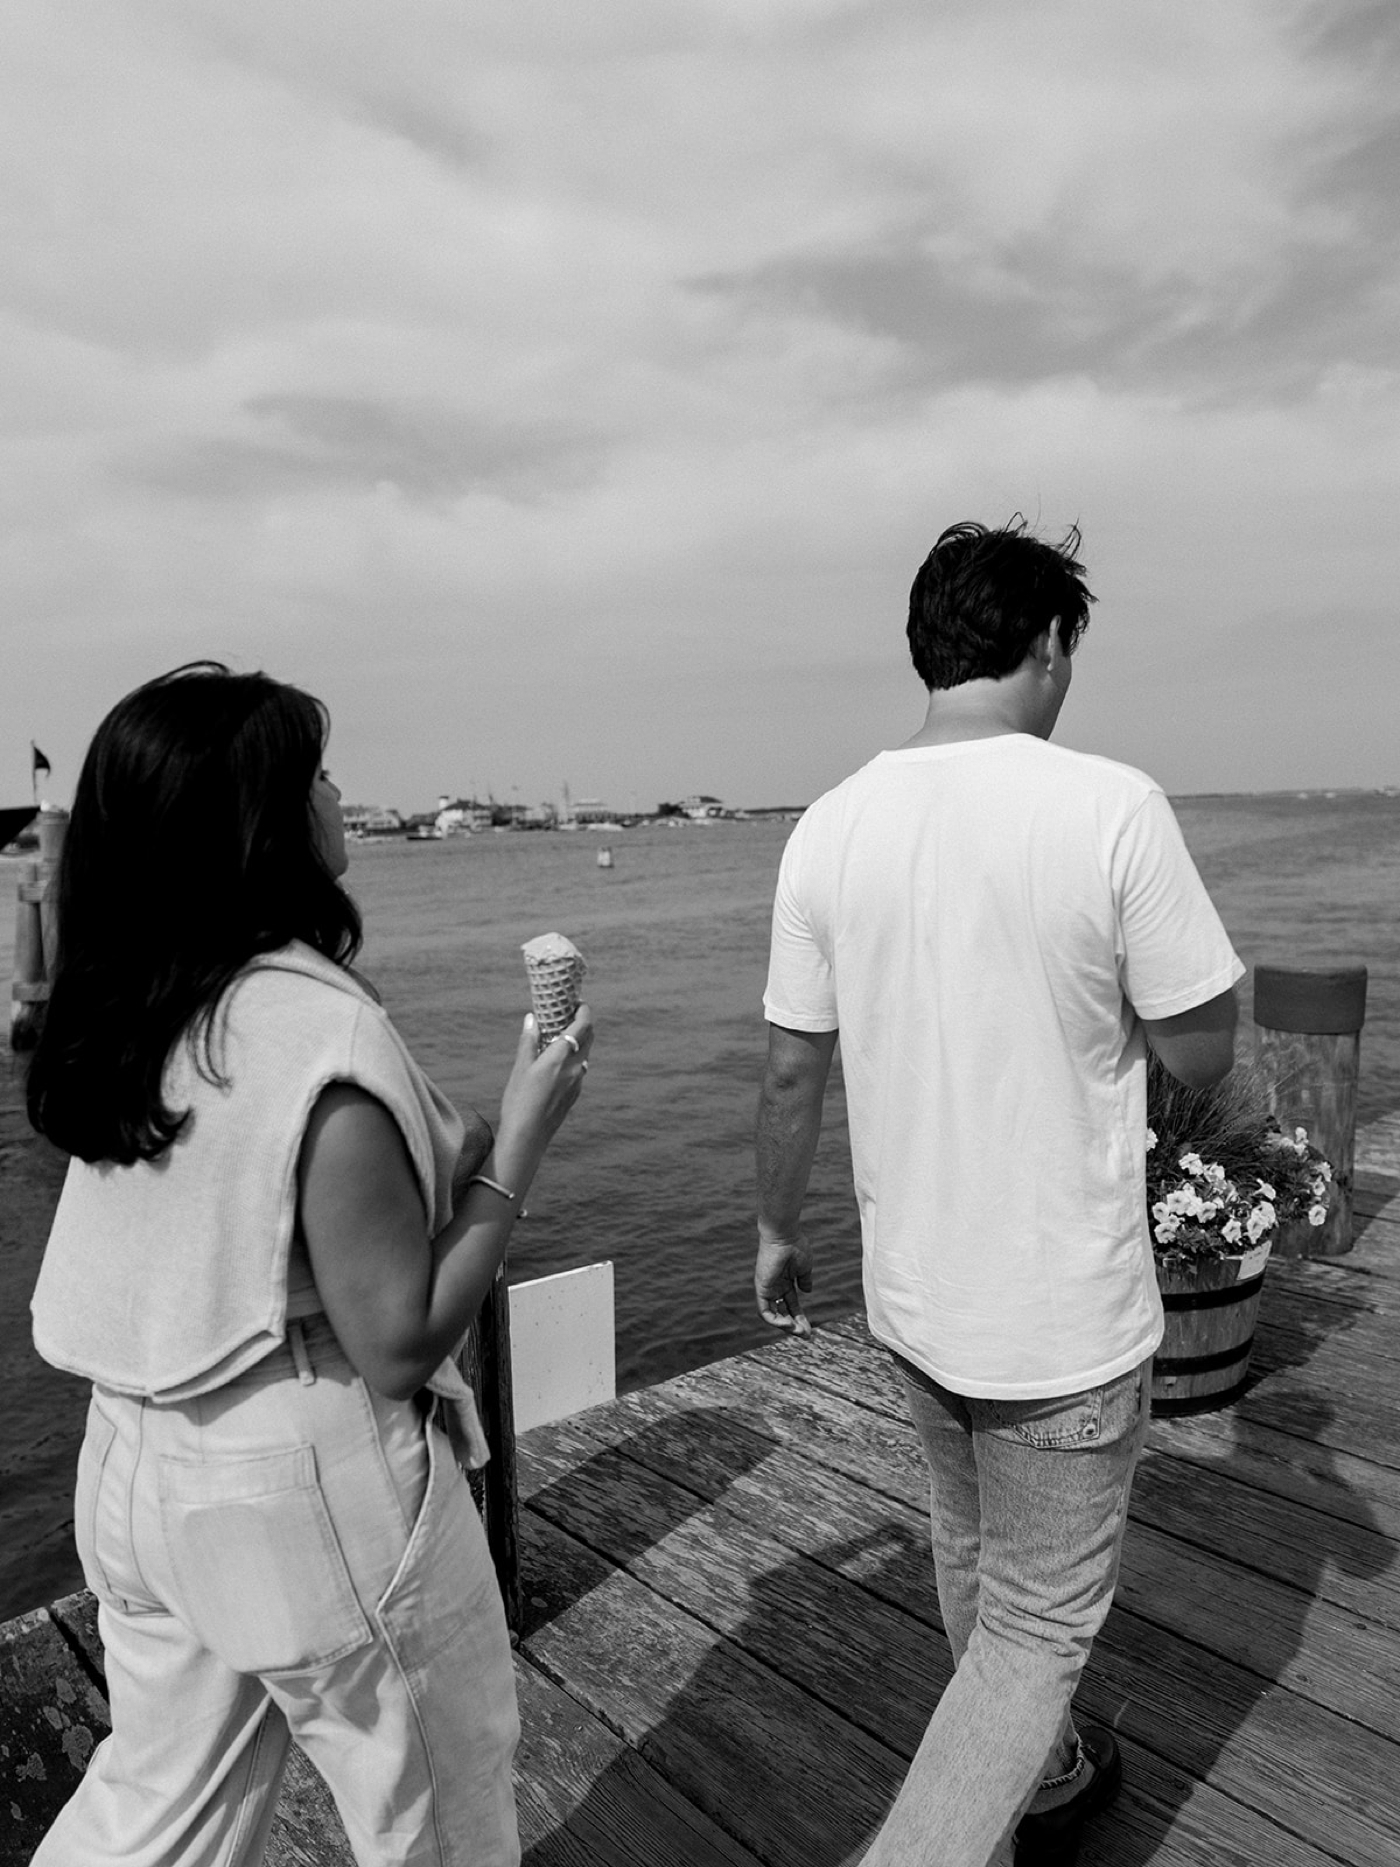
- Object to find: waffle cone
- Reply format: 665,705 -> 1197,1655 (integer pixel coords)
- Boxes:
522,934 -> 586,1050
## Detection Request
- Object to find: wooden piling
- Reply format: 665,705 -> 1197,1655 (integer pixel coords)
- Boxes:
460,1263 -> 521,1635
35,808 -> 66,976
9,810 -> 67,1052
1254,962 -> 1366,1258
10,862 -> 47,1052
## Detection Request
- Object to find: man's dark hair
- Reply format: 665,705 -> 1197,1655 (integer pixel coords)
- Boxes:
907,518 -> 1095,690
27,661 -> 362,1165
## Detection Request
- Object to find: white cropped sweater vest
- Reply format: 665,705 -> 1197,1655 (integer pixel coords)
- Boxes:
32,943 -> 467,1402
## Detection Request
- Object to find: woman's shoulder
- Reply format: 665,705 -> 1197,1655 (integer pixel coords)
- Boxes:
218,942 -> 386,1055
234,942 -> 377,1008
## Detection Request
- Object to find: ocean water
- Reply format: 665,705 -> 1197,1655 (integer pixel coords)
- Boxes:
1,791 -> 1397,1619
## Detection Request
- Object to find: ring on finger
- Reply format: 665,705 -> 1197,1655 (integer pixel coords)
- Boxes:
559,1033 -> 580,1054
580,1059 -> 589,1073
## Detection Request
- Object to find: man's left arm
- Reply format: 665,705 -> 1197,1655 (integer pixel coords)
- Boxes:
755,1023 -> 838,1335
1114,788 -> 1246,1058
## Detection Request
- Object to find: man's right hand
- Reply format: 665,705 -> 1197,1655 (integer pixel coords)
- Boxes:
755,1229 -> 814,1336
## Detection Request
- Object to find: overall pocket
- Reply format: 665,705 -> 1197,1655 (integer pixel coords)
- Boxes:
159,1443 -> 372,1674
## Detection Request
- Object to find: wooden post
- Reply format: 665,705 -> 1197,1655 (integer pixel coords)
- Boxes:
35,807 -> 67,968
458,1263 -> 520,1635
1254,963 -> 1367,1258
9,810 -> 67,1052
10,861 -> 47,1051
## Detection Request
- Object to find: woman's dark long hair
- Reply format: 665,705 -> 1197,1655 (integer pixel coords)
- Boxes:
27,662 -> 362,1164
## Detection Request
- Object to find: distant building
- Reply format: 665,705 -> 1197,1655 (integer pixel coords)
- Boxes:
434,795 -> 492,834
343,804 -> 404,836
571,798 -> 617,825
681,793 -> 725,820
483,799 -> 558,830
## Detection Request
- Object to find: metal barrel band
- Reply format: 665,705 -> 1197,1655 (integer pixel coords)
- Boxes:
1153,1341 -> 1255,1378
1159,1272 -> 1266,1312
1151,1373 -> 1252,1418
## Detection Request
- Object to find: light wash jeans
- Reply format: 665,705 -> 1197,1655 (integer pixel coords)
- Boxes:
34,1316 -> 521,1867
861,1355 -> 1151,1867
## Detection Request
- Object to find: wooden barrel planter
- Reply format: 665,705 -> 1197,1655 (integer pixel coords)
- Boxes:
1151,1241 -> 1271,1417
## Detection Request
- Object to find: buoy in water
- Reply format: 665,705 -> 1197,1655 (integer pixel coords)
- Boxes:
596,847 -> 614,870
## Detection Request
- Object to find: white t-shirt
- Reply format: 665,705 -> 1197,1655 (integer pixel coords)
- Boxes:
763,735 -> 1244,1398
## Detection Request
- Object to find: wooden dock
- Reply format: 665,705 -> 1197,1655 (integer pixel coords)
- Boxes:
7,1116 -> 1400,1866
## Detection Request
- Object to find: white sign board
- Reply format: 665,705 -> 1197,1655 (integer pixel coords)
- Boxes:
508,1261 -> 616,1434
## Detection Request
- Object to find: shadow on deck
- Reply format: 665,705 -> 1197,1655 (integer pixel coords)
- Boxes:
6,1117 -> 1400,1867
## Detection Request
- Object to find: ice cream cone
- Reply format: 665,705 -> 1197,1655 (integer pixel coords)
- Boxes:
522,932 -> 586,1050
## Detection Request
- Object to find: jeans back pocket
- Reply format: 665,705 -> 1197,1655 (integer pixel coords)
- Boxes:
983,1387 -> 1105,1448
159,1443 -> 372,1674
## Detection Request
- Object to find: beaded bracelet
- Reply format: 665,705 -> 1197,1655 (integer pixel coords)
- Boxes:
466,1173 -> 517,1203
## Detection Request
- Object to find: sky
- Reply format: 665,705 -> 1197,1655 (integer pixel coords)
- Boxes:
3,0 -> 1398,814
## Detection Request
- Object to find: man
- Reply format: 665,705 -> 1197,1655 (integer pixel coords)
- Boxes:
754,520 -> 1242,1867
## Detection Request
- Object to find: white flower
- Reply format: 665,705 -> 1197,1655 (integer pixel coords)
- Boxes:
1204,1163 -> 1227,1189
1146,1127 -> 1157,1153
1246,1202 -> 1276,1244
1308,1204 -> 1329,1226
1316,1161 -> 1333,1184
1222,1217 -> 1244,1245
1256,1180 -> 1276,1200
1179,1152 -> 1205,1176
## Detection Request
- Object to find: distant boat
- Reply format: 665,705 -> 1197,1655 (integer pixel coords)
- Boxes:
406,823 -> 444,841
0,805 -> 38,854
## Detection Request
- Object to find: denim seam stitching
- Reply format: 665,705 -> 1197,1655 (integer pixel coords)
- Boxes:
79,1405 -> 122,1608
219,1701 -> 279,1866
351,1371 -> 419,1543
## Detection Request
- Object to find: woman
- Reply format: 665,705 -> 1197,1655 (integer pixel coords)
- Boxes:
27,662 -> 592,1865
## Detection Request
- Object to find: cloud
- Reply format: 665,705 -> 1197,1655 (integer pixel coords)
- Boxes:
124,394 -> 601,501
684,1 -> 1400,408
1,0 -> 1397,810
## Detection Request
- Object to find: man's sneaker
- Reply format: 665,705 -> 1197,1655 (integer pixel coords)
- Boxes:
1015,1725 -> 1122,1864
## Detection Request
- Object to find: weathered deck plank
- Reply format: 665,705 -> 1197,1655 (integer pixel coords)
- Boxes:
519,1510 -> 901,1867
518,1327 -> 1400,1867
500,1116 -> 1400,1865
512,1665 -> 764,1867
6,1113 -> 1399,1865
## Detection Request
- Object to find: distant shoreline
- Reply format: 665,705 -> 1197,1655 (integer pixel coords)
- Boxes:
7,785 -> 1397,862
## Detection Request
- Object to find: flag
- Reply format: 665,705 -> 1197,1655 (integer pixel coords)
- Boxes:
31,744 -> 51,778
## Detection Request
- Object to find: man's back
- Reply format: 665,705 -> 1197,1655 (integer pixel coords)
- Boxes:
764,733 -> 1241,1396
754,519 -> 1244,1867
